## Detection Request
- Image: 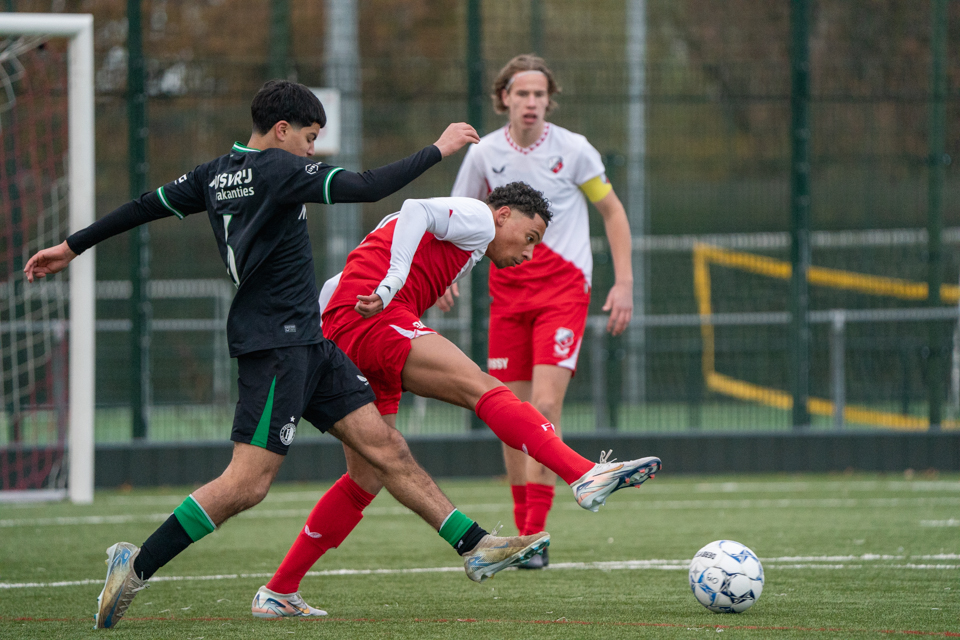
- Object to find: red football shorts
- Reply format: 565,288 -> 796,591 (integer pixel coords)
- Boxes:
487,299 -> 589,383
322,304 -> 437,416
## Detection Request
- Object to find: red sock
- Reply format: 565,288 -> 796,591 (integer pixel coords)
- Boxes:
510,485 -> 527,534
475,386 -> 592,485
524,483 -> 555,535
266,474 -> 375,594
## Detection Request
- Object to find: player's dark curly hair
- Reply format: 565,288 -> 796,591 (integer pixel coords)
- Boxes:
487,182 -> 553,226
251,80 -> 326,134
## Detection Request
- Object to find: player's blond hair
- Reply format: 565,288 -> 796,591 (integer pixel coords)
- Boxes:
491,54 -> 561,115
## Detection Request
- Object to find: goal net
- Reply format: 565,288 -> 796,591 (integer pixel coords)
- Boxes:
0,14 -> 94,503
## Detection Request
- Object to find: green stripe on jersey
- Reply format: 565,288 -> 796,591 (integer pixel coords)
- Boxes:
173,494 -> 216,542
156,186 -> 185,219
323,167 -> 344,204
232,141 -> 260,153
250,376 -> 277,449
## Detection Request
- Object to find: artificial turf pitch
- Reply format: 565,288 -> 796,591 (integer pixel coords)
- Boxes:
2,474 -> 958,639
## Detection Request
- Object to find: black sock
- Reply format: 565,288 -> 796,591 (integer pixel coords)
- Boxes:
456,522 -> 489,556
133,515 -> 194,580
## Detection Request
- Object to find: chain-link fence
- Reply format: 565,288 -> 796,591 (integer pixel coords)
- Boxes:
6,0 -> 958,442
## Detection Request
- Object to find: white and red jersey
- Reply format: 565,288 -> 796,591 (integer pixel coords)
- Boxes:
451,123 -> 607,311
320,196 -> 494,318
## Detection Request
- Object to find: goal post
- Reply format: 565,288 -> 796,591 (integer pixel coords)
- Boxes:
0,13 -> 95,504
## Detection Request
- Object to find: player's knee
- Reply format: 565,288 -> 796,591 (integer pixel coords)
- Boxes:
371,428 -> 416,471
530,395 -> 562,424
245,477 -> 273,507
384,428 -> 415,461
466,373 -> 504,408
220,464 -> 274,510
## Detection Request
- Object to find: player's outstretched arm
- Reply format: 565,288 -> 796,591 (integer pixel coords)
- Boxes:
30,188 -> 201,282
326,124 -> 477,204
23,241 -> 77,283
595,190 -> 634,336
432,123 -> 480,157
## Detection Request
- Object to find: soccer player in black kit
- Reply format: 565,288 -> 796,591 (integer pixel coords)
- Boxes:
24,80 -> 551,629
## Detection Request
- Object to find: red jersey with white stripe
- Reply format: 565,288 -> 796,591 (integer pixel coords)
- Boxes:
451,123 -> 606,311
321,196 -> 494,318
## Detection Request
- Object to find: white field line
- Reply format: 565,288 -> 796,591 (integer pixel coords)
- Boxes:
5,496 -> 960,529
3,480 -> 957,511
921,519 -> 960,527
91,480 -> 960,506
2,556 -> 958,590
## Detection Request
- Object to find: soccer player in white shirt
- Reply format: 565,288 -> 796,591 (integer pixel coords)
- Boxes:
450,55 -> 634,568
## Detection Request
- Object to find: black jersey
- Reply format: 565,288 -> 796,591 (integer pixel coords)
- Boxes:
68,142 -> 441,356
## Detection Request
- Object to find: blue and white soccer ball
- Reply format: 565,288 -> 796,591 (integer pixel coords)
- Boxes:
689,540 -> 764,613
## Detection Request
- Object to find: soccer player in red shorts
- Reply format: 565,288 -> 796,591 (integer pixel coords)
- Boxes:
255,182 -> 660,615
449,55 -> 636,568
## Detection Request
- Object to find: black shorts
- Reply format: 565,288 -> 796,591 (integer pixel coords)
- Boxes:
231,340 -> 376,455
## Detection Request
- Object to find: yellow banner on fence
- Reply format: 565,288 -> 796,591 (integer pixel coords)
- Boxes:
692,243 -> 958,431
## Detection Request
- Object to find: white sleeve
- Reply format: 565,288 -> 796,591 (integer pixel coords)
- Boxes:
450,145 -> 489,199
374,199 -> 452,308
432,197 -> 495,252
318,272 -> 342,317
571,135 -> 607,186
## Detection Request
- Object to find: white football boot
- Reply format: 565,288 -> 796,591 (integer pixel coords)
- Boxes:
462,529 -> 550,582
94,542 -> 149,629
251,585 -> 328,618
572,450 -> 661,512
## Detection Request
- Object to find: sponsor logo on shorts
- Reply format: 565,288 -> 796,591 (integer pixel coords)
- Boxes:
554,327 -> 575,357
357,375 -> 369,385
279,419 -> 297,446
389,321 -> 436,340
488,357 -> 509,370
284,324 -> 297,333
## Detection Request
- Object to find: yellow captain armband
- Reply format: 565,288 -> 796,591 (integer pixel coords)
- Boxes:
579,174 -> 613,203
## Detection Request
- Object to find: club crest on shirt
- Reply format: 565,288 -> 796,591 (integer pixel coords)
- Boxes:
549,156 -> 564,174
554,327 -> 575,357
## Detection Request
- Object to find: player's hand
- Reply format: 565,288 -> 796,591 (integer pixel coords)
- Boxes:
355,293 -> 385,318
434,283 -> 460,312
602,281 -> 633,336
23,241 -> 77,283
433,123 -> 480,157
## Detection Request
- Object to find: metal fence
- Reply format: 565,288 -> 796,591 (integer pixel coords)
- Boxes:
5,0 -> 959,442
54,223 -> 957,444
